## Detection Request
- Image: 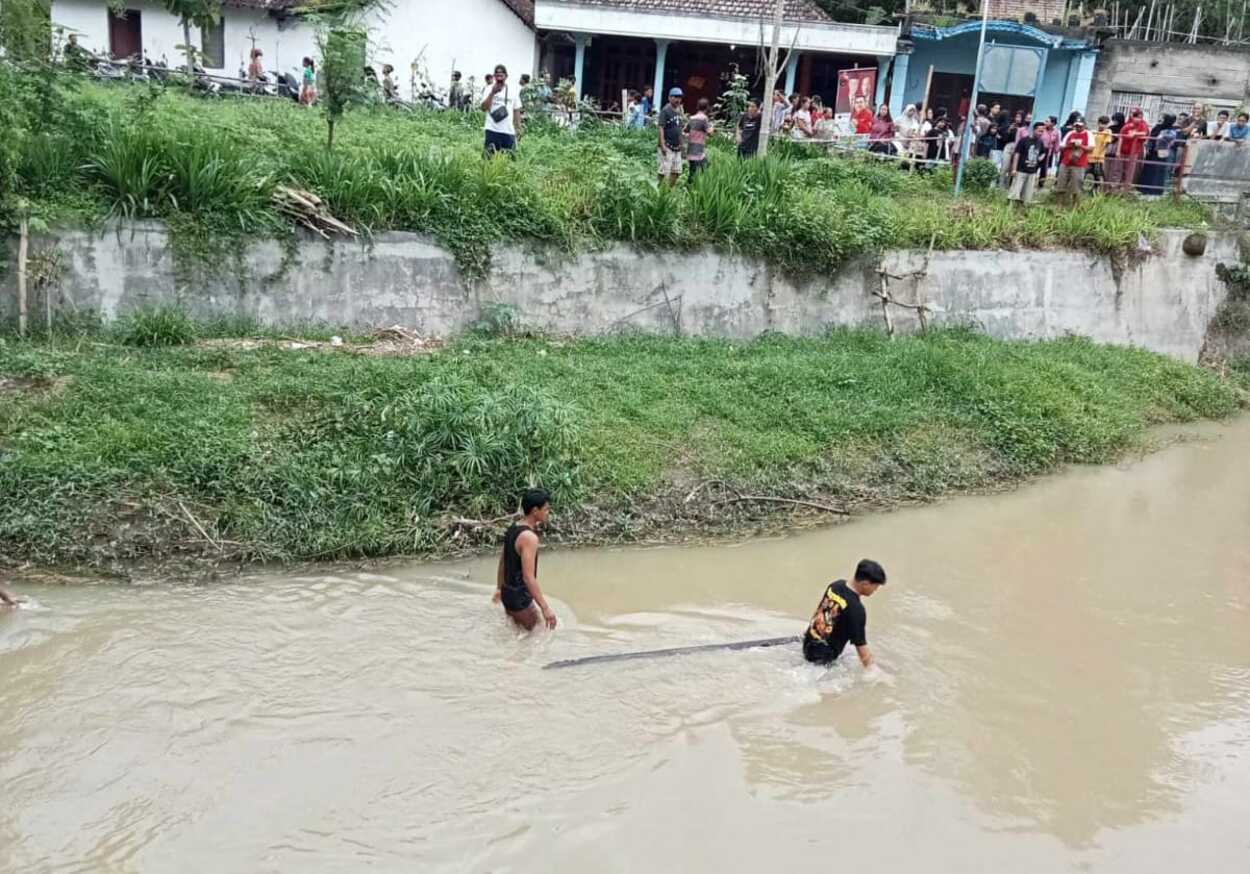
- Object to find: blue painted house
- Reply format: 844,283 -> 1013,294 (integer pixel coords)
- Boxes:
889,20 -> 1098,124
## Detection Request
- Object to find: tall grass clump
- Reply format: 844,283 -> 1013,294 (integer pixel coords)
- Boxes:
113,306 -> 198,347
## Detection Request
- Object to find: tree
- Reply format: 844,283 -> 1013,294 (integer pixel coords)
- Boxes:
155,0 -> 220,74
0,0 -> 52,63
318,24 -> 367,149
757,0 -> 798,157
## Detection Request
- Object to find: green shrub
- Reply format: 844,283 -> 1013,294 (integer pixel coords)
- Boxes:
114,306 -> 197,347
961,158 -> 1000,193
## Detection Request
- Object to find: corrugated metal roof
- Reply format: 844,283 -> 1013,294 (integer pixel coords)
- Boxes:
542,0 -> 835,24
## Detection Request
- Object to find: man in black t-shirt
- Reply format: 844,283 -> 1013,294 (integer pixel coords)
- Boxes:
737,99 -> 762,158
1009,121 -> 1047,206
802,559 -> 887,667
657,87 -> 686,186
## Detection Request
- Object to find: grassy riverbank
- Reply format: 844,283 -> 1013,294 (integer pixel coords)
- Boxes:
5,83 -> 1215,277
1,327 -> 1244,570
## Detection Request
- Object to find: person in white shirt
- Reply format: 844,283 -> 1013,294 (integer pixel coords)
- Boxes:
481,63 -> 522,156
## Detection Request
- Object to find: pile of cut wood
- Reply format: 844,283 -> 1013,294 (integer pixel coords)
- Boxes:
272,185 -> 358,238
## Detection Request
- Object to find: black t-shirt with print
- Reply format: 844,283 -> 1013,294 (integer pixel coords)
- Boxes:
660,103 -> 683,150
1015,136 -> 1044,174
802,579 -> 867,664
738,112 -> 762,154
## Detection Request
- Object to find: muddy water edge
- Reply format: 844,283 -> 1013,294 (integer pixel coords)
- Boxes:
1,418 -> 1248,873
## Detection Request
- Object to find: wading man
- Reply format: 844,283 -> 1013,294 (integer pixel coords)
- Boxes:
802,559 -> 886,668
493,488 -> 558,631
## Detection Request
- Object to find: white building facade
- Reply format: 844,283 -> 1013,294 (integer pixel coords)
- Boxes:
50,0 -> 538,97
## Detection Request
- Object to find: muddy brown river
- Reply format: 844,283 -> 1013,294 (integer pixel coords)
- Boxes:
3,420 -> 1249,873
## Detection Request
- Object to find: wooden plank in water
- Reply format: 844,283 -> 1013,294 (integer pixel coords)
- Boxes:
543,635 -> 802,670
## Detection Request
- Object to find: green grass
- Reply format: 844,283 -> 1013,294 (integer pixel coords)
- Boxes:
3,80 -> 1218,278
1,329 -> 1243,567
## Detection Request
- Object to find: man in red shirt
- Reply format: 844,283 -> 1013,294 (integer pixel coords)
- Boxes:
1118,108 -> 1151,192
1056,118 -> 1093,206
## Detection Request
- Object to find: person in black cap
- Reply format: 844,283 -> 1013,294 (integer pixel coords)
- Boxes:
657,86 -> 686,186
802,559 -> 887,667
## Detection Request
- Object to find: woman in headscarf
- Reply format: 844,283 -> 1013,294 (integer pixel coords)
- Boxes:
1103,111 -> 1126,191
896,104 -> 922,167
868,104 -> 896,155
1136,113 -> 1177,195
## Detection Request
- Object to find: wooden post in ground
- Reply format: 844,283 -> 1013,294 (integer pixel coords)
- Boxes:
17,219 -> 28,338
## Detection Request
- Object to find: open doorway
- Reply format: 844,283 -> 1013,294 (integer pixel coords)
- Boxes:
925,71 -> 973,122
108,8 -> 141,60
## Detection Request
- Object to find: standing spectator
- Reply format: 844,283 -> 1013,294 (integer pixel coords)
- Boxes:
1229,112 -> 1250,142
973,104 -> 991,139
1137,113 -> 1177,195
481,63 -> 521,157
452,70 -> 467,110
999,110 -> 1023,186
737,98 -> 762,158
926,117 -> 955,167
247,48 -> 264,82
482,70 -> 495,103
1118,108 -> 1151,190
896,104 -> 923,167
1016,112 -> 1034,143
1037,116 -> 1060,187
381,64 -> 397,102
625,90 -> 645,128
868,104 -> 895,155
641,86 -> 654,117
1059,110 -> 1081,141
1102,111 -> 1126,190
1209,109 -> 1232,140
1055,118 -> 1092,206
299,57 -> 317,105
851,96 -> 873,135
1088,116 -> 1113,193
771,90 -> 789,134
790,96 -> 814,141
1186,103 -> 1209,138
1008,121 -> 1047,207
686,97 -> 712,180
975,122 -> 998,159
657,87 -> 685,186
457,74 -> 472,109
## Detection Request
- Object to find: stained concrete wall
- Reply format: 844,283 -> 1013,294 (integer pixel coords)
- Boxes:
1087,39 -> 1250,118
1,222 -> 1240,362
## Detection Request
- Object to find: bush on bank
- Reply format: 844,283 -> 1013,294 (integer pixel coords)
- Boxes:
0,327 -> 1243,567
2,81 -> 1215,277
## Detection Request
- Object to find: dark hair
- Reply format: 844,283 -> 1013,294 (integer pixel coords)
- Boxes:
697,97 -> 710,111
1217,109 -> 1230,118
1240,112 -> 1249,121
746,98 -> 759,108
521,488 -> 551,515
519,73 -> 530,85
382,63 -> 393,74
494,64 -> 507,76
854,559 -> 887,585
1098,115 -> 1110,124
1033,121 -> 1045,130
453,70 -> 461,79
302,57 -> 314,69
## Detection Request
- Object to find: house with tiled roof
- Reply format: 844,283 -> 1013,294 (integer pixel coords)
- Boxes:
534,0 -> 900,111
51,0 -> 538,99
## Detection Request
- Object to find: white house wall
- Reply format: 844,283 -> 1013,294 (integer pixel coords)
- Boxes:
51,0 -> 536,96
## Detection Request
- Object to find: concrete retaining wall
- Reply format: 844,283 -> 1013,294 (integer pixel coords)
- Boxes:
1,222 -> 1241,362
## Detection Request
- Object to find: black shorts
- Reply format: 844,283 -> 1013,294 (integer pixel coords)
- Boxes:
802,636 -> 839,665
501,585 -> 533,612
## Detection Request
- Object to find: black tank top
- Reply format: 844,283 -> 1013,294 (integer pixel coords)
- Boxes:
502,523 -> 537,596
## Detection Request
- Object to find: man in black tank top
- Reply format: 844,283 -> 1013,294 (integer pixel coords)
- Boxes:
493,488 -> 558,631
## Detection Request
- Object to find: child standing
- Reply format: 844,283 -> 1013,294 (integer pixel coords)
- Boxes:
686,98 -> 713,180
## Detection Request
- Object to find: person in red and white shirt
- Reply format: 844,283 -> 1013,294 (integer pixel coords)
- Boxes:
1118,108 -> 1151,192
1056,118 -> 1093,206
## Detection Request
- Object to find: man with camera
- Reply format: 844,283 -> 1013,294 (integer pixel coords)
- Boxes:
481,63 -> 522,156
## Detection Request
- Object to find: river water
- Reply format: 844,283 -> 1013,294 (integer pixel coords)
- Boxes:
3,420 -> 1249,873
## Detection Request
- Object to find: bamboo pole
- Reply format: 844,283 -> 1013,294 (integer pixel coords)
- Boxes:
1145,0 -> 1156,40
17,219 -> 28,338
